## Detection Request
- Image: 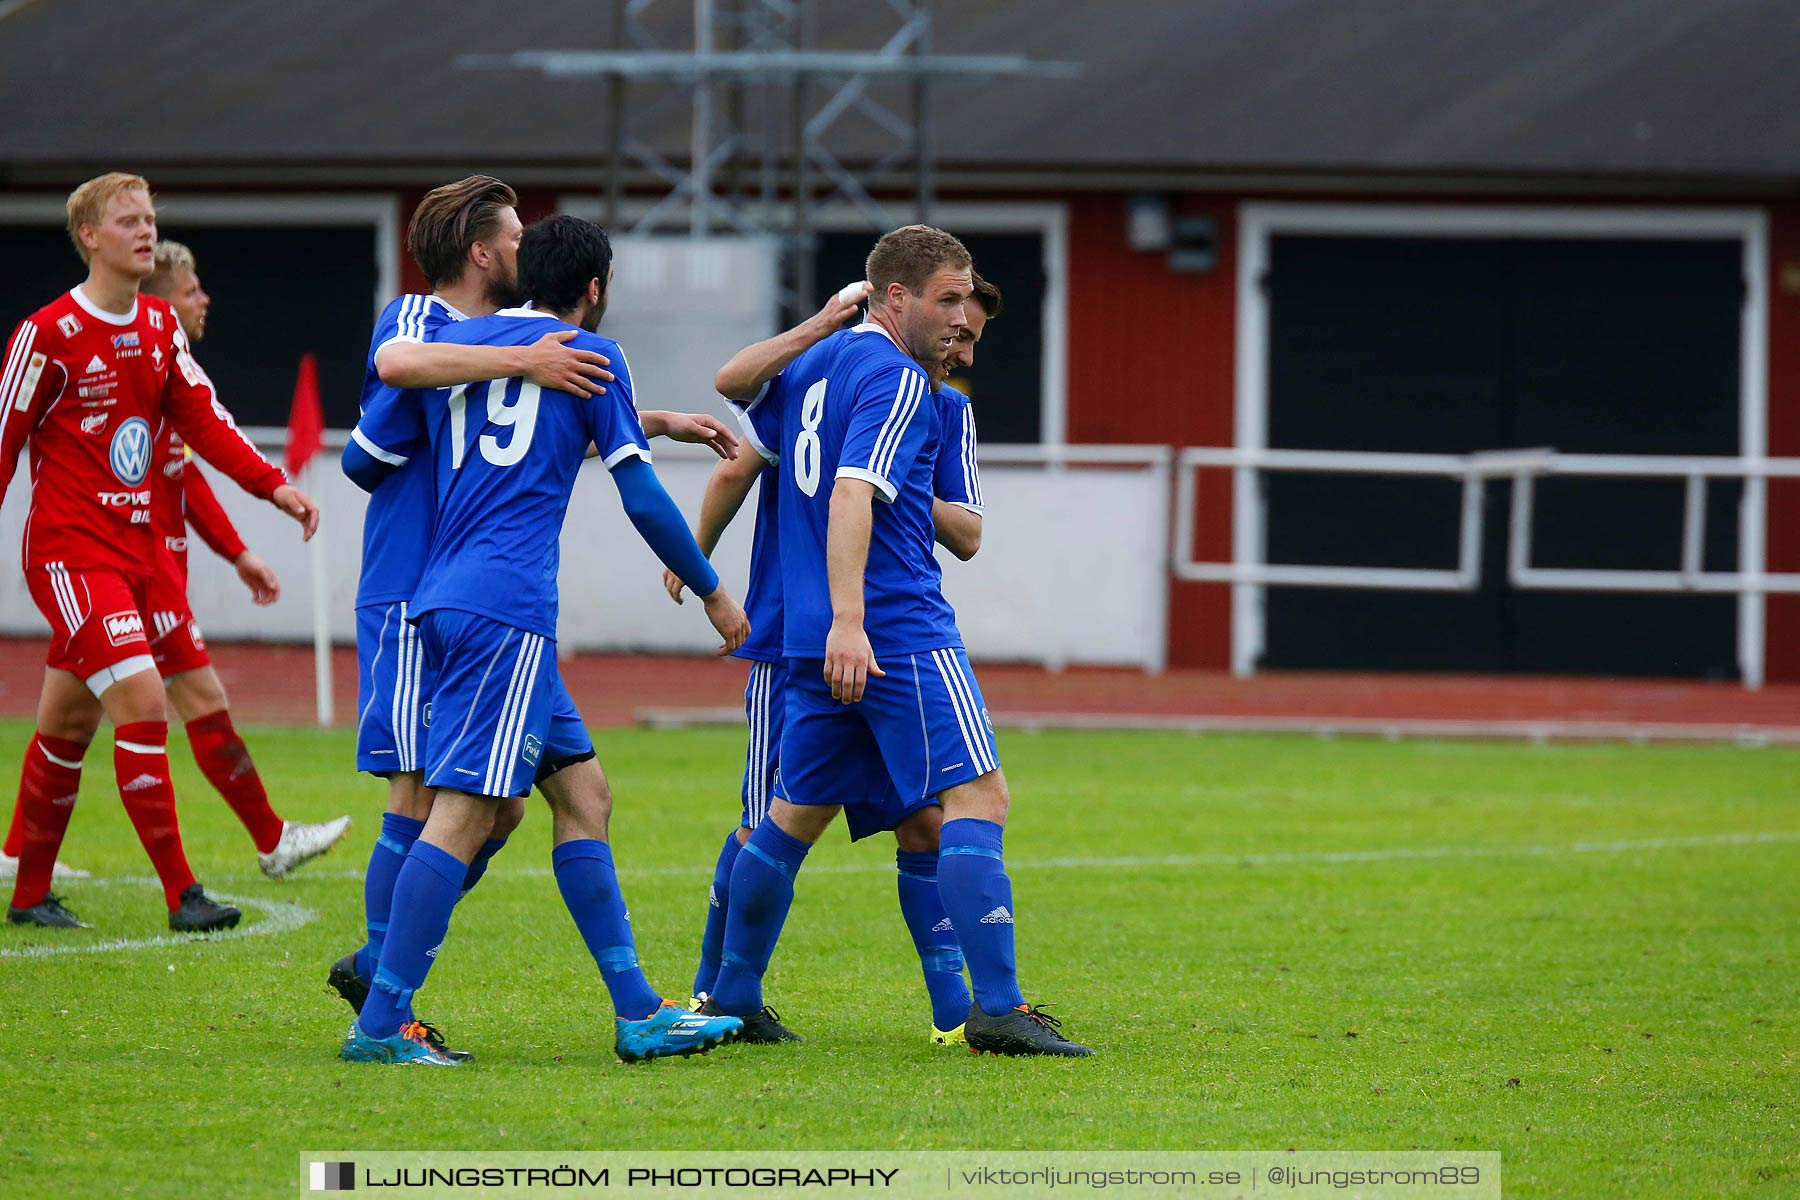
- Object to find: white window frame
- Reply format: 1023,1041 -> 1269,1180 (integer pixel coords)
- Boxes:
557,195 -> 1069,447
1235,201 -> 1770,682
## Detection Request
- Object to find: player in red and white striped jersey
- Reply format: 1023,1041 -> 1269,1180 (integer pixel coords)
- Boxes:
0,173 -> 320,932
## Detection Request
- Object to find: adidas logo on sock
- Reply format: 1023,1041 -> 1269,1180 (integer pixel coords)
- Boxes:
708,885 -> 720,908
121,773 -> 162,792
979,906 -> 1013,925
51,793 -> 79,807
931,917 -> 955,932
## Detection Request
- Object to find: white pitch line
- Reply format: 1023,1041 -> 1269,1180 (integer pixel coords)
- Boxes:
32,829 -> 1800,893
0,891 -> 318,959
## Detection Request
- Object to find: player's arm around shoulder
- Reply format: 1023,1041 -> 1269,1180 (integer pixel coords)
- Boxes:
714,281 -> 870,401
376,326 -> 612,397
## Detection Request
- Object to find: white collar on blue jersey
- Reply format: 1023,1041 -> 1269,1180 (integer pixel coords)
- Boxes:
851,320 -> 905,351
496,305 -> 558,320
431,295 -> 472,321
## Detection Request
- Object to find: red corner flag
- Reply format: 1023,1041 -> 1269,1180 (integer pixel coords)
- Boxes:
285,353 -> 324,478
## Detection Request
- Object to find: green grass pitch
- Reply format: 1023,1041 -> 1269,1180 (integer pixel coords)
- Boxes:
1,717 -> 1796,1197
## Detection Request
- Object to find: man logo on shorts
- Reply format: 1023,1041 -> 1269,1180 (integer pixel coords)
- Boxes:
103,611 -> 145,646
109,417 -> 153,486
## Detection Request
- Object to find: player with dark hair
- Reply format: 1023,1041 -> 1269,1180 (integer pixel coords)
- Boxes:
0,172 -> 320,931
706,225 -> 1092,1055
325,179 -> 740,1059
336,214 -> 747,1065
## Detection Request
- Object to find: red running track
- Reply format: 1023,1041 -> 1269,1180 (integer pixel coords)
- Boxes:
3,637 -> 1799,739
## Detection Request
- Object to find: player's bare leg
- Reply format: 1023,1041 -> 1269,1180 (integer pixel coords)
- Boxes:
385,769 -> 434,823
938,768 -> 1091,1055
165,666 -> 350,876
538,757 -> 744,1061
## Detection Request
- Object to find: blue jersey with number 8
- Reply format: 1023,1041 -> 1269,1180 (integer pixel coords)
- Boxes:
741,323 -> 961,659
411,308 -> 650,639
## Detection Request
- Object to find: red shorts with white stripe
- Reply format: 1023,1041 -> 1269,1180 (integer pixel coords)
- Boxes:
24,563 -> 157,694
145,570 -> 211,676
148,604 -> 211,677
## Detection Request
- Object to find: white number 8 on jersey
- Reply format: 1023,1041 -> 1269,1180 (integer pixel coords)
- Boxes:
794,378 -> 827,497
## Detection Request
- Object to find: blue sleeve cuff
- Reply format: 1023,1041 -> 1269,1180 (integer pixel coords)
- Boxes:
611,458 -> 721,598
341,438 -> 397,493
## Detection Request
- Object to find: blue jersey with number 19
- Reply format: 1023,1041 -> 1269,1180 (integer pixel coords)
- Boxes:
410,308 -> 650,639
352,294 -> 467,607
742,322 -> 960,659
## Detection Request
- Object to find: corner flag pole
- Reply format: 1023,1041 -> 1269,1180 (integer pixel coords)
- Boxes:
308,458 -> 334,727
285,353 -> 333,727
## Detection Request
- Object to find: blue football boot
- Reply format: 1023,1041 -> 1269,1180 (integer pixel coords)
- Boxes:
615,1000 -> 743,1063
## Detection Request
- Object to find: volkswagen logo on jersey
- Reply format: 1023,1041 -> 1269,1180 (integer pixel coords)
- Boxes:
109,417 -> 152,486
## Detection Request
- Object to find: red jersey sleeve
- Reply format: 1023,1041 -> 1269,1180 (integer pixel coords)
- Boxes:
161,324 -> 285,500
0,316 -> 64,501
183,459 -> 247,563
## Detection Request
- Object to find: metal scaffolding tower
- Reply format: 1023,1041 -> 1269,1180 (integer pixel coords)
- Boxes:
458,0 -> 1078,318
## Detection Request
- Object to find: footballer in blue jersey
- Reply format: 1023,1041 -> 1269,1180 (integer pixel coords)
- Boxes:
329,176 -> 615,1058
671,274 -> 1002,1043
338,213 -> 747,1066
707,228 -> 1092,1056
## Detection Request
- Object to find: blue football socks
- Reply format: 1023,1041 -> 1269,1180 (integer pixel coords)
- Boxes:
360,838 -> 466,1039
937,818 -> 1026,1016
896,849 -> 973,1030
552,839 -> 662,1021
710,819 -> 811,1016
693,827 -> 745,999
460,835 -> 508,898
355,812 -> 424,985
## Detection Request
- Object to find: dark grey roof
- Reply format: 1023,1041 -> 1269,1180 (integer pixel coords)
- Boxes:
1,0 -> 1795,187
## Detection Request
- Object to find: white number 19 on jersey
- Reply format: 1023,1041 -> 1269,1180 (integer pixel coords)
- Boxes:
448,378 -> 542,469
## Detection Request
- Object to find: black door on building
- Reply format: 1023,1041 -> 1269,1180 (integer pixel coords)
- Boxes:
1261,234 -> 1744,678
812,230 -> 1045,444
0,222 -> 378,430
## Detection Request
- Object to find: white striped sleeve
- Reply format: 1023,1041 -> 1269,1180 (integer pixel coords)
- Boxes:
838,370 -> 926,503
959,404 -> 983,513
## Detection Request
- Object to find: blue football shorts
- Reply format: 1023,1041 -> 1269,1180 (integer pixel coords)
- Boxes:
355,601 -> 434,776
415,608 -> 573,799
775,646 -> 998,836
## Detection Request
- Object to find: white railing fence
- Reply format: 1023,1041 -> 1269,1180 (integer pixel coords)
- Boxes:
1172,446 -> 1800,687
6,435 -> 1797,716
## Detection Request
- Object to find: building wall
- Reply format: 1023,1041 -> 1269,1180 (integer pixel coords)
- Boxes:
1063,191 -> 1800,680
1065,194 -> 1237,669
1765,201 -> 1800,682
